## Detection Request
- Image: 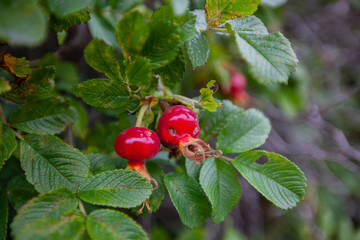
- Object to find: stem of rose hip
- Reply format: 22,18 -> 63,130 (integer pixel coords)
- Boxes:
135,103 -> 149,127
220,155 -> 234,162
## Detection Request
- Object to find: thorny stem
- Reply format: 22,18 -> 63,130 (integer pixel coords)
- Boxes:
77,196 -> 87,218
220,155 -> 234,162
135,103 -> 149,127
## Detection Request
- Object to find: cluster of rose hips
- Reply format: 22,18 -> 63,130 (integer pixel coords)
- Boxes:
114,104 -> 221,212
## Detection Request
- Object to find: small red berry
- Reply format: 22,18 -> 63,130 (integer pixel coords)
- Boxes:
114,127 -> 160,167
157,105 -> 200,148
229,72 -> 247,97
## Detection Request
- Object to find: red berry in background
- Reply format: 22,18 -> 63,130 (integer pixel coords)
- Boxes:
114,127 -> 160,167
157,105 -> 200,149
229,72 -> 247,97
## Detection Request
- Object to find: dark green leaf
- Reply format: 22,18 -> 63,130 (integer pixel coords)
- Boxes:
134,162 -> 166,216
78,169 -> 152,208
205,0 -> 260,28
87,153 -> 117,174
4,66 -> 56,104
45,0 -> 92,17
87,209 -> 147,240
16,210 -> 86,240
1,53 -> 31,78
185,29 -> 209,69
0,191 -> 8,240
232,151 -> 306,209
6,175 -> 37,211
0,122 -> 17,170
11,188 -> 78,235
109,0 -> 143,12
0,0 -> 47,46
154,52 -> 185,87
199,158 -> 241,224
142,17 -> 181,67
116,11 -> 149,56
72,79 -> 132,109
152,6 -> 196,42
185,158 -> 202,179
20,134 -> 91,193
226,18 -> 298,84
198,80 -> 222,112
10,98 -> 76,135
164,172 -> 210,229
0,77 -> 11,95
50,9 -> 90,32
126,57 -> 152,86
55,62 -> 80,92
217,108 -> 271,153
69,99 -> 88,139
199,99 -> 242,140
84,39 -> 122,81
88,12 -> 118,49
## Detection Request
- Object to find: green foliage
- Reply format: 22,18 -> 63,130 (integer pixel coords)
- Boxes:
232,151 -> 306,209
0,0 -> 47,46
44,0 -> 91,17
84,39 -> 122,82
20,134 -> 90,193
126,57 -> 152,86
78,170 -> 152,208
6,175 -> 37,211
199,158 -> 241,224
0,191 -> 8,240
87,153 -> 117,174
50,9 -> 90,32
0,121 -> 17,169
217,108 -> 271,153
226,17 -> 298,84
198,80 -> 222,111
0,78 -> 11,95
164,173 -> 211,229
205,0 -> 261,28
10,98 -> 76,135
185,29 -> 210,69
87,209 -> 147,240
116,11 -> 150,56
185,158 -> 202,179
154,52 -> 185,87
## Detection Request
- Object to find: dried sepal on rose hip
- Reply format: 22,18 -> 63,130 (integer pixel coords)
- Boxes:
114,127 -> 160,213
157,105 -> 222,164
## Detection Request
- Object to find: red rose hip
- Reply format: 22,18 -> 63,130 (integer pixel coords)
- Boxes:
114,127 -> 160,167
157,105 -> 200,148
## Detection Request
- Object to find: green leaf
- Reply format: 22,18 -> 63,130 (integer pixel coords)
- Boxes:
78,169 -> 152,208
142,16 -> 181,67
0,0 -> 47,46
152,6 -> 196,43
0,191 -> 8,240
69,100 -> 88,139
0,77 -> 11,95
4,66 -> 56,104
20,134 -> 90,193
87,153 -> 117,175
205,0 -> 260,28
11,188 -> 78,235
134,162 -> 166,216
185,158 -> 202,179
199,99 -> 242,140
198,80 -> 222,112
72,79 -> 132,109
55,62 -> 80,92
232,151 -> 306,209
16,210 -> 86,240
199,158 -> 241,224
164,172 -> 210,229
154,51 -> 185,87
6,175 -> 37,211
217,108 -> 271,154
226,18 -> 298,84
84,39 -> 122,81
185,29 -> 210,69
45,0 -> 91,17
10,98 -> 76,135
1,53 -> 31,78
88,12 -> 118,49
116,11 -> 149,56
261,0 -> 287,8
0,122 -> 17,170
87,209 -> 148,240
126,57 -> 152,86
50,9 -> 90,32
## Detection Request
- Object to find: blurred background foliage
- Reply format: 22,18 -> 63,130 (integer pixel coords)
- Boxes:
1,0 -> 360,239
